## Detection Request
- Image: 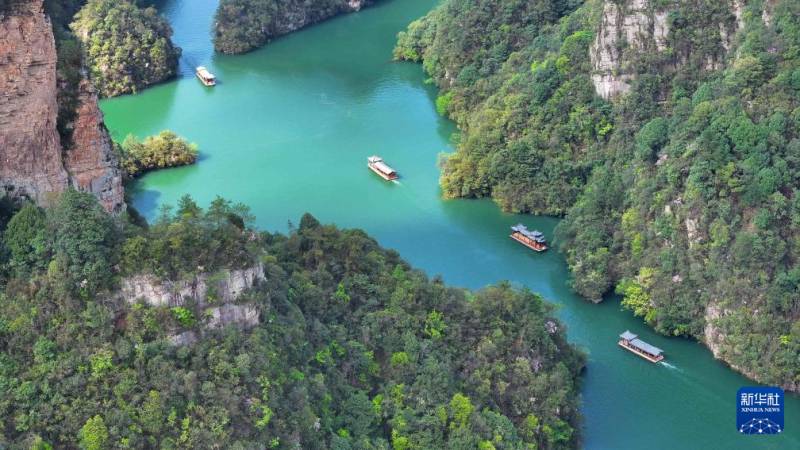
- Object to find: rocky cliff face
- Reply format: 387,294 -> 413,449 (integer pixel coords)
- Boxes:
271,0 -> 371,36
591,0 -> 669,99
0,0 -> 68,205
121,264 -> 265,308
590,0 -> 742,99
64,79 -> 125,213
121,264 -> 265,332
0,0 -> 124,212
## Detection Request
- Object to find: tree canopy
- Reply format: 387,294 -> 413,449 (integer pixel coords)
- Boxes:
0,194 -> 584,448
71,0 -> 180,97
396,0 -> 800,390
117,130 -> 198,178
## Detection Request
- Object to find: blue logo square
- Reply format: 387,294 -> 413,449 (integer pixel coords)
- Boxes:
737,386 -> 784,435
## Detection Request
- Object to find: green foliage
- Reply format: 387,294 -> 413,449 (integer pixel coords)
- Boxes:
89,349 -> 114,379
79,415 -> 108,450
214,0 -> 374,54
636,117 -> 669,162
171,306 -> 195,327
397,0 -> 609,215
401,0 -> 800,387
3,204 -> 48,276
71,0 -> 180,97
617,268 -> 657,324
389,351 -> 409,367
120,195 -> 257,279
118,130 -> 198,178
334,282 -> 350,303
48,190 -> 117,294
30,436 -> 53,450
435,91 -> 454,116
449,393 -> 474,428
0,199 -> 583,448
424,309 -> 446,339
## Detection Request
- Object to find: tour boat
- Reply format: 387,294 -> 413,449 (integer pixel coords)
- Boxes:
510,224 -> 548,252
196,66 -> 216,86
367,156 -> 398,181
618,330 -> 664,363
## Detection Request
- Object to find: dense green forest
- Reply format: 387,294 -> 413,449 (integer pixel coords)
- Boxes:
117,130 -> 198,178
395,0 -> 607,216
0,192 -> 584,448
214,0 -> 375,54
71,0 -> 180,97
396,0 -> 800,390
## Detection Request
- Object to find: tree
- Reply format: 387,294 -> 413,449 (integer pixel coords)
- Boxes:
3,203 -> 48,275
48,190 -> 117,293
79,415 -> 108,450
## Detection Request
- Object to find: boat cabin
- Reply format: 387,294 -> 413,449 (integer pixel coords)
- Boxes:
619,330 -> 664,363
510,224 -> 548,252
196,66 -> 216,86
368,156 -> 398,181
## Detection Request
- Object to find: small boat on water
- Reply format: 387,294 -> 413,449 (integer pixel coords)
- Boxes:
619,330 -> 664,363
510,224 -> 548,252
196,66 -> 216,86
368,156 -> 398,181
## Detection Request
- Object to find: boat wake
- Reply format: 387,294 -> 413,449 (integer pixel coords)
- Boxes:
391,180 -> 401,185
659,361 -> 681,371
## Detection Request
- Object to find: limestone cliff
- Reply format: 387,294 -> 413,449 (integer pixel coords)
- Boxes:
590,0 -> 742,99
0,0 -> 124,212
591,0 -> 668,99
121,264 -> 265,332
121,264 -> 265,308
268,0 -> 371,37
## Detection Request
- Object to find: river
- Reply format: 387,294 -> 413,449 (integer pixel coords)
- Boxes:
99,0 -> 799,448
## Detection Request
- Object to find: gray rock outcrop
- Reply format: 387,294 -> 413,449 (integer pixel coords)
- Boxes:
121,264 -> 265,308
121,264 -> 265,333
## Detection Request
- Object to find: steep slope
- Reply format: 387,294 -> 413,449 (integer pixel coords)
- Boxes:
214,0 -> 376,54
0,0 -> 124,213
63,79 -> 125,213
0,0 -> 69,204
0,194 -> 585,449
71,0 -> 181,97
396,0 -> 800,390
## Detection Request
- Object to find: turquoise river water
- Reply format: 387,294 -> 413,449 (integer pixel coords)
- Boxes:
100,0 -> 799,448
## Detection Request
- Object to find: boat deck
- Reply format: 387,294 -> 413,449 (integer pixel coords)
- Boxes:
367,156 -> 398,181
510,233 -> 547,252
618,339 -> 664,363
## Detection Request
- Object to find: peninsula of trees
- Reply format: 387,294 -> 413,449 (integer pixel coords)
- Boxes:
117,130 -> 198,178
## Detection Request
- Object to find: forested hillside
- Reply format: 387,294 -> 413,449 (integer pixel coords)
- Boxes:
396,0 -> 800,390
214,0 -> 375,54
71,0 -> 180,97
0,192 -> 584,449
